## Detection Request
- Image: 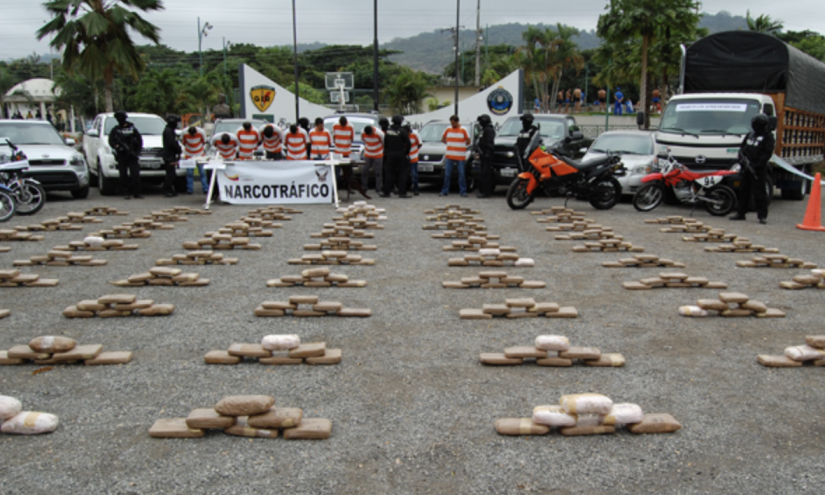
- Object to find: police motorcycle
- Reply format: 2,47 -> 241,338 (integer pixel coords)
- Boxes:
506,130 -> 625,210
0,138 -> 47,216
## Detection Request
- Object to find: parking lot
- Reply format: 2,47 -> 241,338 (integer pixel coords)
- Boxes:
1,186 -> 824,494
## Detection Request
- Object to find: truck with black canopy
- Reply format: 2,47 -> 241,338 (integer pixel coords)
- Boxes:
656,30 -> 825,200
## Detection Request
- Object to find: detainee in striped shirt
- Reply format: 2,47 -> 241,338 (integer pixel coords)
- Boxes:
440,115 -> 472,197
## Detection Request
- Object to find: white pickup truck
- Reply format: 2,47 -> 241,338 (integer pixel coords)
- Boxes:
83,112 -> 186,195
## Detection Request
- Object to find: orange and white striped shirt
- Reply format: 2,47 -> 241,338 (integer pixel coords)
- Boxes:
442,126 -> 470,161
182,127 -> 207,158
285,130 -> 309,160
210,134 -> 239,161
362,130 -> 384,159
309,129 -> 333,159
332,123 -> 354,156
259,124 -> 284,154
408,130 -> 421,163
236,127 -> 261,159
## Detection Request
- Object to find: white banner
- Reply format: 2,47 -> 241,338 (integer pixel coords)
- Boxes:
216,161 -> 334,204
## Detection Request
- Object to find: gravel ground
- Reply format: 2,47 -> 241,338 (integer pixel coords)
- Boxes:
1,184 -> 824,494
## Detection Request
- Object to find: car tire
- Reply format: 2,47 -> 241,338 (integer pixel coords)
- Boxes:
71,185 -> 90,199
98,164 -> 117,196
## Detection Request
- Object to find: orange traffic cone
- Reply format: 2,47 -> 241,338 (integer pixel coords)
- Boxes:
796,173 -> 825,231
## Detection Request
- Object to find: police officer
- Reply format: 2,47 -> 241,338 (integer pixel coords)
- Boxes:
161,114 -> 182,198
382,115 -> 411,198
108,110 -> 143,199
731,114 -> 775,224
476,114 -> 496,198
515,113 -> 539,168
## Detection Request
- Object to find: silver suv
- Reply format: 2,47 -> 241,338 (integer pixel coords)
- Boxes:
0,120 -> 90,198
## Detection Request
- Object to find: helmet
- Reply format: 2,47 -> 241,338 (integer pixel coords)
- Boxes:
166,114 -> 179,125
751,114 -> 769,133
242,122 -> 252,131
263,125 -> 274,138
114,110 -> 128,123
221,133 -> 231,145
391,114 -> 404,126
519,113 -> 534,125
477,114 -> 492,126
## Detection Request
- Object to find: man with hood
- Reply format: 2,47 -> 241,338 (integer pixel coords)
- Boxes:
161,114 -> 182,197
730,114 -> 775,224
476,114 -> 496,198
382,115 -> 411,198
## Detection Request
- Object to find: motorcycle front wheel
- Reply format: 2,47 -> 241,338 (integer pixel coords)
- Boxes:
632,183 -> 664,212
506,177 -> 534,210
588,176 -> 622,210
0,191 -> 16,222
12,181 -> 46,215
704,185 -> 737,216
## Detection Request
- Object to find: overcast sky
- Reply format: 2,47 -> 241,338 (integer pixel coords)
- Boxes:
1,0 -> 822,61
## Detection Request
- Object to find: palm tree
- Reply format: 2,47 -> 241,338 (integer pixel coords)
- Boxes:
37,0 -> 165,113
746,10 -> 784,35
385,69 -> 433,115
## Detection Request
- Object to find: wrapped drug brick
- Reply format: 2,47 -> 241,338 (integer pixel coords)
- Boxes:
560,393 -> 613,415
282,418 -> 332,439
214,396 -> 275,417
784,345 -> 825,362
28,336 -> 77,353
603,403 -> 644,425
495,418 -> 551,436
261,334 -> 301,351
532,405 -> 577,427
0,395 -> 23,420
148,418 -> 204,438
627,413 -> 682,434
1,411 -> 59,434
224,417 -> 278,438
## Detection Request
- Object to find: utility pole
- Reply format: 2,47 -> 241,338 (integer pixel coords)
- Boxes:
198,17 -> 212,78
292,0 -> 300,122
454,0 -> 460,116
474,0 -> 481,87
223,38 -> 231,76
373,0 -> 379,112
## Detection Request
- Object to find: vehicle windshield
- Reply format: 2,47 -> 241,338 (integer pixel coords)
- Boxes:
212,120 -> 266,137
659,99 -> 761,136
105,116 -> 167,136
324,118 -> 377,137
498,118 -> 565,139
419,123 -> 471,143
590,134 -> 653,155
0,122 -> 65,146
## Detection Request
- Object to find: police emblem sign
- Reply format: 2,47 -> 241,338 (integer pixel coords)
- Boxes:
250,85 -> 276,112
487,87 -> 514,116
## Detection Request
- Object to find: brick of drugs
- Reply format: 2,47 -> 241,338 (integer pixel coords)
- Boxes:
784,344 -> 825,362
756,354 -> 803,367
84,351 -> 133,365
305,349 -> 342,365
627,413 -> 682,434
479,353 -> 523,365
559,347 -> 601,360
214,396 -> 275,417
495,418 -> 551,436
535,335 -> 570,351
7,345 -> 50,360
282,418 -> 332,439
504,346 -> 547,359
560,425 -> 616,436
583,353 -> 626,367
204,350 -> 241,365
532,405 -> 577,427
560,393 -> 613,415
261,334 -> 301,351
228,344 -> 272,358
545,307 -> 577,318
1,411 -> 60,435
805,336 -> 825,349
138,304 -> 175,316
288,342 -> 326,358
247,407 -> 304,429
28,336 -> 77,353
148,418 -> 204,438
186,408 -> 236,429
603,403 -> 644,425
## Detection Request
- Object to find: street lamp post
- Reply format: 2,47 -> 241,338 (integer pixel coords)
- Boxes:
198,17 -> 213,78
454,0 -> 460,117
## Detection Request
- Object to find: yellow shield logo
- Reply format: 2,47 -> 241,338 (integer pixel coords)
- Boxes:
250,85 -> 275,112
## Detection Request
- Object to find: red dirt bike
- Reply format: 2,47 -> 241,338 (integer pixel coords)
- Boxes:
632,151 -> 737,216
506,131 -> 625,210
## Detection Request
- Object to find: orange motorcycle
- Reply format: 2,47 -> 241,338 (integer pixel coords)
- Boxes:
506,132 -> 625,210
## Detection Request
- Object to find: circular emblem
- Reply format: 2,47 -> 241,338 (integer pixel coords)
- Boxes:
487,88 -> 514,116
423,155 -> 429,161
695,155 -> 707,165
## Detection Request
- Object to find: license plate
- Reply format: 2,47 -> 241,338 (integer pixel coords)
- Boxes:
418,164 -> 434,172
500,167 -> 517,177
141,160 -> 162,169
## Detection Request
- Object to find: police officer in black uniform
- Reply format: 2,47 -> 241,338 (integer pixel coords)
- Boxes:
476,114 -> 496,198
730,114 -> 775,224
108,110 -> 143,199
515,113 -> 539,165
297,117 -> 311,158
381,115 -> 411,198
161,114 -> 182,197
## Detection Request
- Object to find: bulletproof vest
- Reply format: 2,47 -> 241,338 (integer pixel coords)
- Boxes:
742,131 -> 767,161
516,126 -> 538,157
384,126 -> 405,154
115,124 -> 140,153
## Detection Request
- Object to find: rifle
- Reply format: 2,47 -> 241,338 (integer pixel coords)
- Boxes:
111,127 -> 140,161
738,150 -> 757,178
